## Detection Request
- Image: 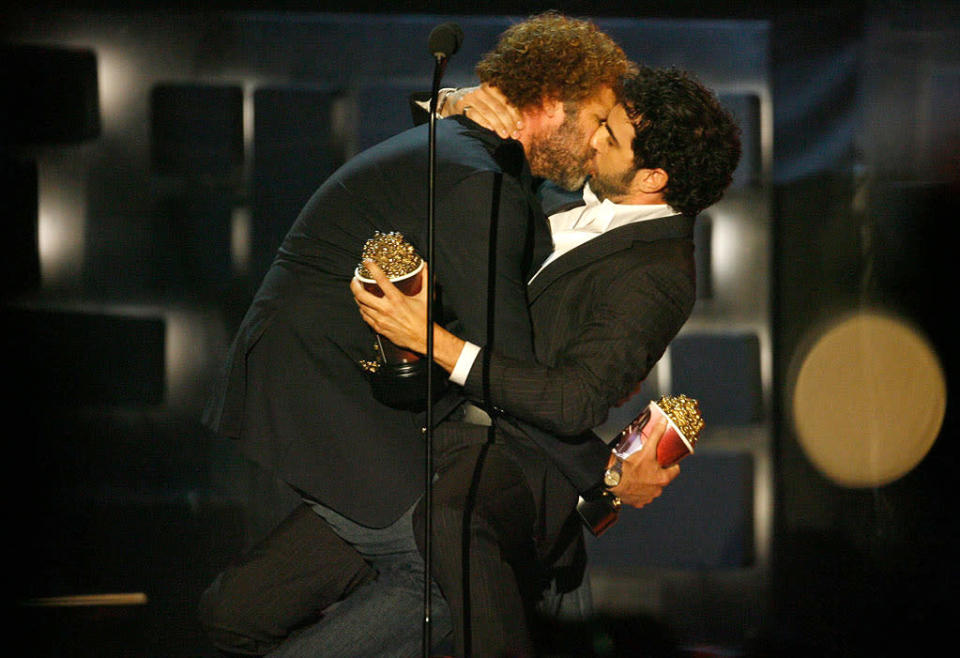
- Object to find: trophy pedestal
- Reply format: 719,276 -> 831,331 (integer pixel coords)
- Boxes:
367,360 -> 447,412
355,260 -> 446,411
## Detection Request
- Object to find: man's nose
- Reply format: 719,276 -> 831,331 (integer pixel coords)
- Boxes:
589,127 -> 605,151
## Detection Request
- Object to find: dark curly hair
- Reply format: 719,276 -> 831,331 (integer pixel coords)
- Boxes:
623,67 -> 742,217
475,11 -> 629,111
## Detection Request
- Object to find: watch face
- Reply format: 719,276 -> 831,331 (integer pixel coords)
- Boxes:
604,469 -> 621,487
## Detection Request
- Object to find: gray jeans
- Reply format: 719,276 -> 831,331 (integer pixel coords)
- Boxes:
267,499 -> 452,658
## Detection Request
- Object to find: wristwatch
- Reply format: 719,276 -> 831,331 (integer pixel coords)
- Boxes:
577,452 -> 625,537
603,455 -> 624,488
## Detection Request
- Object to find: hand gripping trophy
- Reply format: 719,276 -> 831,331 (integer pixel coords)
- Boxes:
355,231 -> 443,410
578,394 -> 705,535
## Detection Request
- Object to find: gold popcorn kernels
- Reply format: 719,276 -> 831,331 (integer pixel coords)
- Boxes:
657,394 -> 705,444
358,231 -> 422,279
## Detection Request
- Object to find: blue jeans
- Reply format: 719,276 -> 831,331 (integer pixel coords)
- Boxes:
267,500 -> 452,657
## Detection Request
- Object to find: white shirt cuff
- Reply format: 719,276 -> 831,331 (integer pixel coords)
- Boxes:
449,341 -> 481,386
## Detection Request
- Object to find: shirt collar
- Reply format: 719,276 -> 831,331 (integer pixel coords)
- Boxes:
575,182 -> 677,232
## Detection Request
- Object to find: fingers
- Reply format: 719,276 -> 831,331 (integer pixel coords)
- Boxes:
349,275 -> 363,300
461,84 -> 522,139
363,260 -> 402,298
350,278 -> 382,330
483,85 -> 522,128
664,463 -> 681,483
350,275 -> 375,306
612,415 -> 682,510
640,416 -> 669,456
353,287 -> 380,332
350,270 -> 384,310
443,85 -> 478,117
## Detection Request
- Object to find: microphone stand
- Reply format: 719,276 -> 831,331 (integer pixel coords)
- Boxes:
422,23 -> 460,655
422,49 -> 447,658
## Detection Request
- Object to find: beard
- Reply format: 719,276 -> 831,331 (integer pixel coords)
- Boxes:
526,112 -> 591,191
587,165 -> 637,202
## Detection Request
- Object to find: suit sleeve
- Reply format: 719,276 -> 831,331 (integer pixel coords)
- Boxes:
462,257 -> 695,437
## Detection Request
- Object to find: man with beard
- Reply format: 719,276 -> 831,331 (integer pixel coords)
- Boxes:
198,13 -> 630,657
353,65 -> 742,657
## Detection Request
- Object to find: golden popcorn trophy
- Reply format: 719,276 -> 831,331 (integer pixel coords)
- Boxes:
577,394 -> 705,536
355,231 -> 445,410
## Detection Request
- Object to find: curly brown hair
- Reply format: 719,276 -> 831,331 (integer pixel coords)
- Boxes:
475,12 -> 628,111
623,67 -> 742,217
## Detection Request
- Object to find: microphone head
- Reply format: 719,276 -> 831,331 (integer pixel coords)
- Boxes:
428,22 -> 464,59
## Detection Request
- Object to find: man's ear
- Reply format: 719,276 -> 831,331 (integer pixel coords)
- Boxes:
637,168 -> 668,195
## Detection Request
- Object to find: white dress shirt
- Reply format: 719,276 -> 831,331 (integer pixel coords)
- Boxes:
449,182 -> 678,385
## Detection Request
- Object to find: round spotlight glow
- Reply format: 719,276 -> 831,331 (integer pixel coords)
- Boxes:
789,310 -> 946,488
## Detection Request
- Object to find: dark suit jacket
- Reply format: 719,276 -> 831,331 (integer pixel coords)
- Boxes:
202,116 -> 552,527
460,189 -> 697,560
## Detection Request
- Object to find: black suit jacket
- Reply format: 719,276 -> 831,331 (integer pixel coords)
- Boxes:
460,192 -> 696,553
202,117 -> 552,527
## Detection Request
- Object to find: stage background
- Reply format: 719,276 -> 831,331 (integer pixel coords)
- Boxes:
3,2 -> 957,655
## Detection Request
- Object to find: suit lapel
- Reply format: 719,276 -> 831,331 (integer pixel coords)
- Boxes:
527,213 -> 694,302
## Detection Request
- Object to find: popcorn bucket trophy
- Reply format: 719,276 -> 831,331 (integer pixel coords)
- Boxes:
578,394 -> 705,536
355,231 -> 446,410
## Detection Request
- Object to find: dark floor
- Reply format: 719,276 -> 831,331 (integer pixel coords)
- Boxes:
11,399 -> 956,657
15,502 -> 241,657
12,402 -> 242,657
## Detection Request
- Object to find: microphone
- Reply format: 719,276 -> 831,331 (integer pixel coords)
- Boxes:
428,22 -> 463,60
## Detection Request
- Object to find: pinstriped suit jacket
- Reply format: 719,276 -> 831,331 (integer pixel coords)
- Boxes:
405,100 -> 693,502
460,195 -> 697,546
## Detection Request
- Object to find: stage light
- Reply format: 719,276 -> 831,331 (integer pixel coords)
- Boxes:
37,160 -> 86,288
231,205 -> 251,275
95,46 -> 140,131
788,310 -> 946,487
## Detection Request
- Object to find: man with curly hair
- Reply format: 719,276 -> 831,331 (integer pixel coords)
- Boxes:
471,11 -> 628,192
587,67 -> 741,215
198,12 -> 630,657
354,65 -> 742,657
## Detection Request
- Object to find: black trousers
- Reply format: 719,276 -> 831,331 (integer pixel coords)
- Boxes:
197,504 -> 376,655
199,426 -> 557,658
415,424 -> 543,658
